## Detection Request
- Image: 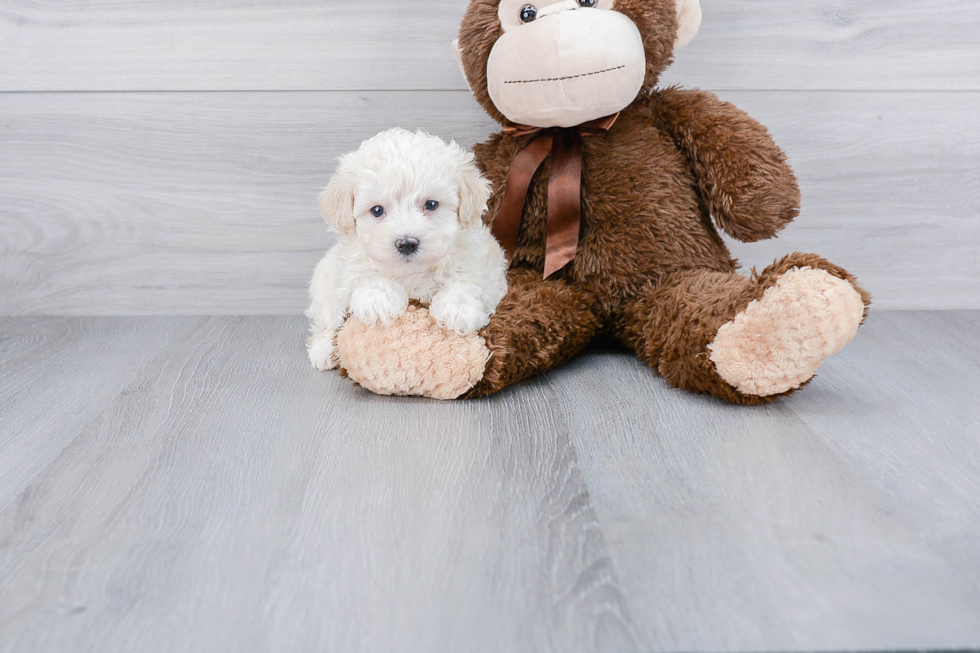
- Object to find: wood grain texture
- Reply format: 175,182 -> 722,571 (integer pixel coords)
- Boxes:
554,310 -> 980,651
720,90 -> 980,311
661,0 -> 980,92
0,0 -> 470,93
0,317 -> 205,509
0,312 -> 978,652
1,91 -> 977,315
0,91 -> 495,316
0,316 -> 640,653
0,0 -> 978,92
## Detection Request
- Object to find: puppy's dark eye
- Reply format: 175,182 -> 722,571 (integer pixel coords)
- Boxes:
424,200 -> 439,212
578,0 -> 597,6
370,205 -> 385,218
520,4 -> 537,23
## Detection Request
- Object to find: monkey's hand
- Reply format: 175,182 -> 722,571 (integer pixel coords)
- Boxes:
652,87 -> 800,242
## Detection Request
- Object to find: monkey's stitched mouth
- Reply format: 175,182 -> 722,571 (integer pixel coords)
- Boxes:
504,65 -> 626,85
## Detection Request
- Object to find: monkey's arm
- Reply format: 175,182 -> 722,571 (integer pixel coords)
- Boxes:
652,87 -> 800,242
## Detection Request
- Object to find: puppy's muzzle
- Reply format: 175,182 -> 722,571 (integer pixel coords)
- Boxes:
395,237 -> 420,257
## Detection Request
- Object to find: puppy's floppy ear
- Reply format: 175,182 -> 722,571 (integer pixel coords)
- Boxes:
675,0 -> 702,48
457,153 -> 492,229
319,168 -> 357,234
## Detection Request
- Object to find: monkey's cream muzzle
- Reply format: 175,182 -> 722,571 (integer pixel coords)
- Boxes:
486,3 -> 646,128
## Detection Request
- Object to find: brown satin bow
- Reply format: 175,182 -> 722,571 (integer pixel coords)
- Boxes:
494,113 -> 620,278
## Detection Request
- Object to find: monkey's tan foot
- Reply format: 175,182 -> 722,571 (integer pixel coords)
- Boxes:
336,304 -> 490,400
708,267 -> 866,397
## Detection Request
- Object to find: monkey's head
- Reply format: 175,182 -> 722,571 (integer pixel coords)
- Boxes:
455,0 -> 701,128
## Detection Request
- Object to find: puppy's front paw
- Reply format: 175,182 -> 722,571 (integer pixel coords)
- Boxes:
429,287 -> 489,335
350,284 -> 409,327
307,333 -> 338,371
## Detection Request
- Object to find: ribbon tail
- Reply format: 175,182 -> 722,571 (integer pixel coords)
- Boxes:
544,129 -> 583,279
493,134 -> 554,266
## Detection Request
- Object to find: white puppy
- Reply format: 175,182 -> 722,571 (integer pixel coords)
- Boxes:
306,129 -> 508,371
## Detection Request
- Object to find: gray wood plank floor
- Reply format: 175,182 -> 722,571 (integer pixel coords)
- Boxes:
1,311 -> 978,653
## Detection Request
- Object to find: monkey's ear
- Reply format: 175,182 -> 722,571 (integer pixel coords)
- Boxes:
452,39 -> 474,93
675,0 -> 702,48
319,168 -> 357,235
457,153 -> 491,229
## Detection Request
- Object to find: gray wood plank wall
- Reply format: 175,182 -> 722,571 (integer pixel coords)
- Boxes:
1,0 -> 978,314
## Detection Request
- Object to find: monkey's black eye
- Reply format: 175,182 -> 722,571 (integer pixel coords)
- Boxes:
370,205 -> 385,218
424,200 -> 439,212
578,0 -> 597,6
520,4 -> 537,23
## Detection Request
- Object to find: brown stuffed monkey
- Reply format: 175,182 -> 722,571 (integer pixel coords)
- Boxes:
337,0 -> 871,404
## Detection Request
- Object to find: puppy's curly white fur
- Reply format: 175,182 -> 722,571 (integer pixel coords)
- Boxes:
306,129 -> 508,371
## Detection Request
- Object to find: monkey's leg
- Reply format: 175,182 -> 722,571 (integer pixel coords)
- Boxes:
336,269 -> 602,400
464,269 -> 603,398
616,254 -> 871,405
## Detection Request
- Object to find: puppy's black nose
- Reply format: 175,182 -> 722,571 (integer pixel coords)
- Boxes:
396,237 -> 420,257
